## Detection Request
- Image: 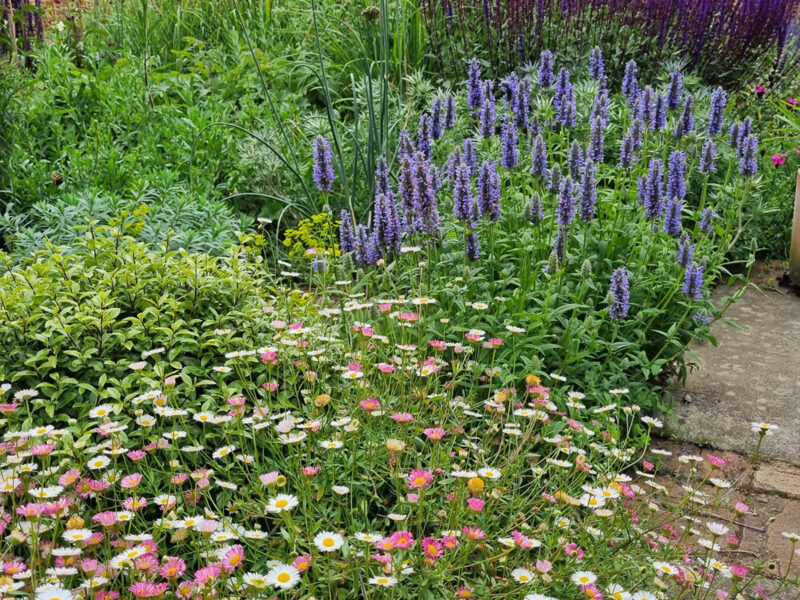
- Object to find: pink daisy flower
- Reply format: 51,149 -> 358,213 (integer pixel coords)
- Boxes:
160,556 -> 187,579
391,412 -> 413,422
221,545 -> 245,573
390,530 -> 415,549
121,473 -> 143,489
422,536 -> 444,560
462,526 -> 486,541
423,427 -> 446,441
407,469 -> 434,489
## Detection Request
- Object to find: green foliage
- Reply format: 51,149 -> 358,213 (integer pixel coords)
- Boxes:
0,186 -> 247,258
729,96 -> 800,259
0,228 -> 268,406
283,212 -> 340,257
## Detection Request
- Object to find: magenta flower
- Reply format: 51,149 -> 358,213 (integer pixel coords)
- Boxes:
442,535 -> 460,549
390,530 -> 415,549
423,427 -> 446,441
121,473 -> 142,489
462,526 -> 486,540
194,563 -> 222,585
407,469 -> 434,489
221,545 -> 245,572
160,556 -> 187,579
466,497 -> 485,512
422,536 -> 444,560
771,153 -> 788,166
359,398 -> 380,411
731,564 -> 749,579
293,554 -> 313,573
391,412 -> 413,422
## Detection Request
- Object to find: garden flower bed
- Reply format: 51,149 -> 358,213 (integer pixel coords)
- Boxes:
1,0 -> 799,598
0,233 -> 796,598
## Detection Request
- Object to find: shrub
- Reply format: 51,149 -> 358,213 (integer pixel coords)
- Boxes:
0,186 -> 248,258
0,227 -> 268,407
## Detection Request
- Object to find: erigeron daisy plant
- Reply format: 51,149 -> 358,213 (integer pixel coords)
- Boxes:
0,278 -> 794,597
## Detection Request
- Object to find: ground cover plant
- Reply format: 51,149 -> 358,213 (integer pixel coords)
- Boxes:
0,231 -> 798,599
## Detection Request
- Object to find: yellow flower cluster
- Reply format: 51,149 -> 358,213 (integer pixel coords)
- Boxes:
282,212 -> 340,257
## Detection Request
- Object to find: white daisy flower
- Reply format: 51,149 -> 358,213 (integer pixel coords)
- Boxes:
313,531 -> 345,552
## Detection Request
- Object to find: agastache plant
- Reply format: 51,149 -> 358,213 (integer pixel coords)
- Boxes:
707,88 -> 727,135
538,50 -> 554,88
621,60 -> 639,107
531,134 -> 549,177
312,136 -> 335,193
328,52 -> 760,375
500,117 -> 519,169
467,59 -> 483,109
609,267 -> 630,320
477,159 -> 501,222
588,46 -> 605,81
673,95 -> 695,138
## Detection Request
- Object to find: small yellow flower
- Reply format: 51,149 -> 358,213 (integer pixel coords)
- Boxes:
467,477 -> 484,495
526,374 -> 541,386
66,516 -> 85,530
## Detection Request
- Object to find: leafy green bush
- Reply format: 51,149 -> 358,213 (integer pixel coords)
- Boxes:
0,186 -> 248,258
732,96 -> 800,259
0,227 -> 269,408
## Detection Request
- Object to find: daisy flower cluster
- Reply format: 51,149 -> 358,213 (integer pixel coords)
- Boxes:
0,287 -> 791,599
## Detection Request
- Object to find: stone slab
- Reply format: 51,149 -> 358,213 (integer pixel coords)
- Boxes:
753,462 -> 800,499
669,284 -> 800,466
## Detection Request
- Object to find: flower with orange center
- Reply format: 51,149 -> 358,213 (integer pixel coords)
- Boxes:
467,477 -> 484,495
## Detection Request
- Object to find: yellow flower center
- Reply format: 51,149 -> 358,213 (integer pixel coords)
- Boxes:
277,572 -> 290,583
323,538 -> 335,547
275,499 -> 288,508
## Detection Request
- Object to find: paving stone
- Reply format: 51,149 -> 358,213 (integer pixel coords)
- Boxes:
669,283 -> 800,466
766,501 -> 800,578
753,462 -> 800,499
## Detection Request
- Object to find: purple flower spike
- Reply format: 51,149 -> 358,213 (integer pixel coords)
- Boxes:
313,136 -> 335,193
609,267 -> 630,320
